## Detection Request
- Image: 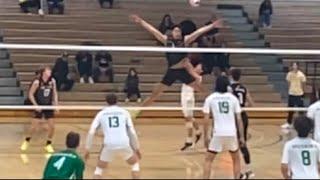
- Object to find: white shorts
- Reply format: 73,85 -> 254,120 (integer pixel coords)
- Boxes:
208,136 -> 239,153
100,146 -> 134,162
181,96 -> 195,118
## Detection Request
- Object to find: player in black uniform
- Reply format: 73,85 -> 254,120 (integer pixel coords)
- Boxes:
230,68 -> 255,179
21,67 -> 59,153
130,14 -> 223,106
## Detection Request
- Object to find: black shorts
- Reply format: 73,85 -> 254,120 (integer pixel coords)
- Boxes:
161,68 -> 195,86
34,110 -> 54,120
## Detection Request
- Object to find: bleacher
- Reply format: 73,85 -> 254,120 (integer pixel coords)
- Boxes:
3,0 -> 312,124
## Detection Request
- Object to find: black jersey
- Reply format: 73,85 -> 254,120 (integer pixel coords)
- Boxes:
165,36 -> 187,67
231,83 -> 247,107
34,78 -> 54,105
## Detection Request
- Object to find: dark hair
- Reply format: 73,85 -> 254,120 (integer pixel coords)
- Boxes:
215,76 -> 230,93
231,68 -> 242,81
66,131 -> 80,149
106,93 -> 118,105
128,68 -> 138,78
179,20 -> 197,36
62,51 -> 69,57
158,14 -> 174,34
294,116 -> 314,138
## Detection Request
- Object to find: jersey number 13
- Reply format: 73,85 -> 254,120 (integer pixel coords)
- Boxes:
108,116 -> 120,128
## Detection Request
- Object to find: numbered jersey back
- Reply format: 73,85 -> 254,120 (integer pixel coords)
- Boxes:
231,83 -> 247,107
203,92 -> 241,136
98,106 -> 133,149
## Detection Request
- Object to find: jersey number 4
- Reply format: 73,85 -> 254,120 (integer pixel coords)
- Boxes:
109,116 -> 120,128
218,101 -> 229,114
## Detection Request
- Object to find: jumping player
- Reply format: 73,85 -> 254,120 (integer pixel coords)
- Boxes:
307,90 -> 320,143
84,94 -> 141,179
230,68 -> 255,178
43,131 -> 85,179
281,116 -> 320,179
180,63 -> 202,151
203,76 -> 245,179
21,67 -> 59,153
130,14 -> 223,106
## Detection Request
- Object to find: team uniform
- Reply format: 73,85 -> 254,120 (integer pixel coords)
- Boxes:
161,37 -> 195,86
282,137 -> 320,179
181,84 -> 196,118
203,92 -> 242,153
307,101 -> 320,142
43,149 -> 85,179
87,105 -> 137,162
231,83 -> 249,141
32,78 -> 55,119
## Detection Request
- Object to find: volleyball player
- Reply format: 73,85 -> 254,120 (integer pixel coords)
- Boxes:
203,76 -> 245,179
307,90 -> 320,143
281,116 -> 320,179
230,68 -> 255,179
180,63 -> 203,151
43,131 -> 85,179
130,14 -> 223,106
21,67 -> 58,153
84,94 -> 141,179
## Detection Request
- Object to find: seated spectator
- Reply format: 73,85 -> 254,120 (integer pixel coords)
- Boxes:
75,50 -> 94,84
99,0 -> 113,8
124,68 -> 141,103
158,14 -> 174,35
19,0 -> 41,14
52,52 -> 74,91
47,0 -> 64,14
259,0 -> 273,28
93,51 -> 114,83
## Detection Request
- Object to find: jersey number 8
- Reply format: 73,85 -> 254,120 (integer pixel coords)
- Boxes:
301,150 -> 311,166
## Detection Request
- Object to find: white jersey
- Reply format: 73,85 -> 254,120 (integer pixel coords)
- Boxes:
203,92 -> 241,137
88,105 -> 134,149
307,101 -> 320,142
282,137 -> 320,179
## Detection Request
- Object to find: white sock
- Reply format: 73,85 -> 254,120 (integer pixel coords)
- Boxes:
186,137 -> 193,144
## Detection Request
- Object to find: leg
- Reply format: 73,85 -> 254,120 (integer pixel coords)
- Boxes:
230,150 -> 241,179
94,160 -> 109,179
297,95 -> 305,116
286,95 -> 295,125
181,116 -> 194,151
203,152 -> 216,179
126,153 -> 140,179
21,114 -> 41,151
142,83 -> 168,106
266,14 -> 271,27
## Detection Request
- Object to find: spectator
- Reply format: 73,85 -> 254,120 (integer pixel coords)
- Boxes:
99,0 -> 113,8
52,52 -> 74,91
19,0 -> 42,14
93,51 -> 114,83
259,0 -> 273,28
199,27 -> 218,76
179,19 -> 197,37
124,68 -> 141,103
282,62 -> 306,129
47,0 -> 64,14
158,14 -> 174,35
75,51 -> 94,84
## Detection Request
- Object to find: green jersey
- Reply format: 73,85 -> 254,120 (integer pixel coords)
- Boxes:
43,149 -> 85,179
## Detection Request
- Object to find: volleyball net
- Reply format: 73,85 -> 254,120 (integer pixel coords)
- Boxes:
1,43 -> 320,112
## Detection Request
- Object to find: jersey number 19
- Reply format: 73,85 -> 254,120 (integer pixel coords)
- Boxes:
218,101 -> 229,114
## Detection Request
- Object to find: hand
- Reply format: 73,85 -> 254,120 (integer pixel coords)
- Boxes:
135,150 -> 142,160
129,14 -> 142,24
212,19 -> 224,28
35,106 -> 41,112
84,150 -> 90,162
239,137 -> 246,147
55,108 -> 60,114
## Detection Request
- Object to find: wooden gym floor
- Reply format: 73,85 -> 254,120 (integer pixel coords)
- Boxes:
0,123 -> 290,179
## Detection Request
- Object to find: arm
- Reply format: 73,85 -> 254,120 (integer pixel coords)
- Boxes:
184,19 -> 223,46
84,113 -> 101,160
126,111 -> 141,158
286,72 -> 291,89
76,159 -> 85,179
52,79 -> 59,106
246,90 -> 255,107
236,113 -> 245,145
130,14 -> 167,44
281,164 -> 290,179
28,80 -> 39,106
203,113 -> 211,148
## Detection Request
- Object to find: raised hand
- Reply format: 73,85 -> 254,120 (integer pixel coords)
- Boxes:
129,14 -> 142,24
212,19 -> 224,28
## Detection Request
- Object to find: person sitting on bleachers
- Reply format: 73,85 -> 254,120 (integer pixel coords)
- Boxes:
19,0 -> 42,14
93,51 -> 114,83
98,0 -> 113,8
259,0 -> 273,28
124,68 -> 141,103
47,0 -> 64,14
158,14 -> 174,35
75,50 -> 94,84
52,52 -> 74,91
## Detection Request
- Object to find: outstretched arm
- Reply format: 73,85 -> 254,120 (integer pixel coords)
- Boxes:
184,19 -> 223,46
130,14 -> 167,44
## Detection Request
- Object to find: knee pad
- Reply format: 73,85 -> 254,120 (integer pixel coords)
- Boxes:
131,162 -> 140,172
185,121 -> 193,129
94,167 -> 103,176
